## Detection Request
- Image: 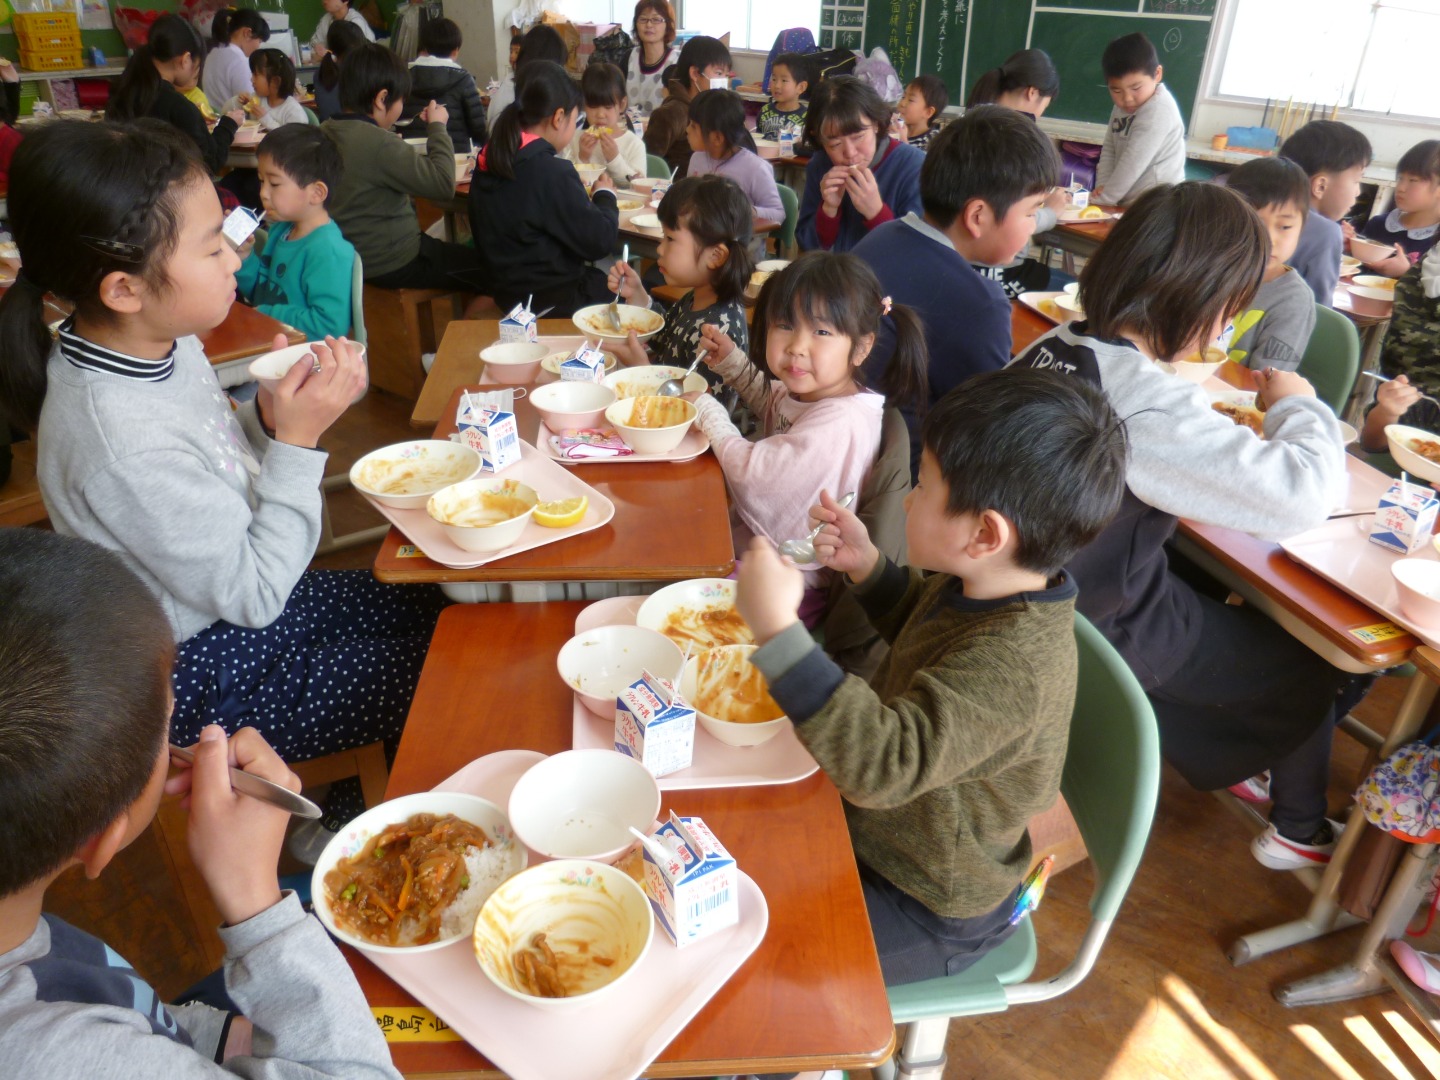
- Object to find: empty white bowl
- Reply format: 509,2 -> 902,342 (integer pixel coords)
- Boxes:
756,259 -> 790,274
507,750 -> 661,863
604,396 -> 697,454
350,440 -> 482,509
680,645 -> 790,747
556,624 -> 685,720
1348,286 -> 1395,318
472,858 -> 654,1012
531,381 -> 618,432
247,340 -> 368,394
1385,424 -> 1440,485
1052,293 -> 1084,320
1172,345 -> 1228,384
480,341 -> 548,385
1350,236 -> 1394,265
1394,559 -> 1440,628
427,478 -> 538,552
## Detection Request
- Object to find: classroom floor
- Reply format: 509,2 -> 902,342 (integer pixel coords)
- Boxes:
38,364 -> 1440,1079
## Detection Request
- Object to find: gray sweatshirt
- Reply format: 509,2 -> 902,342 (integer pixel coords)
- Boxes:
36,335 -> 325,642
1227,266 -> 1317,371
1096,83 -> 1186,206
0,894 -> 400,1079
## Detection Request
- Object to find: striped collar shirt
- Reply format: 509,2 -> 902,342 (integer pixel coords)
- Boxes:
57,318 -> 175,382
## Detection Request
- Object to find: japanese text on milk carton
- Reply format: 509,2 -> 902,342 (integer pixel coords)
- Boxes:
1370,481 -> 1438,554
642,813 -> 738,948
560,342 -> 607,384
615,672 -> 694,778
498,302 -> 538,343
455,392 -> 521,473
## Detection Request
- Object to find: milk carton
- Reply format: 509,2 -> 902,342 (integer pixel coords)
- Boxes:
641,813 -> 738,948
615,671 -> 695,778
1369,481 -> 1439,554
1068,182 -> 1090,210
455,395 -> 521,473
560,341 -> 607,383
498,302 -> 538,343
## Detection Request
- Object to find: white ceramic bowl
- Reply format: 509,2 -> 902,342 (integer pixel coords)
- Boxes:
1350,236 -> 1394,265
1353,274 -> 1398,291
613,196 -> 647,224
602,365 -> 707,400
1172,345 -> 1228,384
1052,293 -> 1084,320
480,341 -> 548,385
1349,286 -> 1396,317
427,478 -> 538,552
754,137 -> 780,159
312,791 -> 526,955
573,161 -> 606,186
350,440 -> 482,509
455,152 -> 475,183
680,645 -> 790,747
628,177 -> 661,196
1212,390 -> 1357,444
756,259 -> 790,274
556,624 -> 685,719
604,396 -> 697,454
1393,559 -> 1440,628
572,303 -> 665,341
1062,281 -> 1081,296
636,578 -> 752,649
628,213 -> 662,231
248,340 -> 368,394
531,381 -> 618,432
1386,424 -> 1440,485
507,750 -> 661,862
1340,255 -> 1361,277
472,859 -> 654,1012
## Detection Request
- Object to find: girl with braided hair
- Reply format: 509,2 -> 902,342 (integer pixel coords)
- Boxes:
0,120 -> 446,819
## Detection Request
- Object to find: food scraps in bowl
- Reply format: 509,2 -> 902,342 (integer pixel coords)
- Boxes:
573,303 -> 664,340
429,478 -> 536,528
350,440 -> 481,505
623,394 -> 692,429
693,645 -> 784,725
637,578 -> 755,649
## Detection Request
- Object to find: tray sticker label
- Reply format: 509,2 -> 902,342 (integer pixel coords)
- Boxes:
396,544 -> 425,559
1350,622 -> 1408,644
371,1006 -> 463,1042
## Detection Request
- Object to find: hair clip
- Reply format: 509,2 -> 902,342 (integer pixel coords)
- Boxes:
880,295 -> 893,316
79,235 -> 145,264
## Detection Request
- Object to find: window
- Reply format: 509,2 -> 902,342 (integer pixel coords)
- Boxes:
559,0 -> 629,25
1214,0 -> 1440,122
680,0 -> 822,51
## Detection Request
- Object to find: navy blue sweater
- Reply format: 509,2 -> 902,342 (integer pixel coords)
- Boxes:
796,138 -> 924,253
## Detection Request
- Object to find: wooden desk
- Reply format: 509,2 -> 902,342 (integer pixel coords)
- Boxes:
621,214 -> 781,261
203,302 -> 304,365
347,602 -> 895,1078
1034,211 -> 1119,262
1011,299 -> 1055,357
413,319 -> 579,429
373,384 -> 735,586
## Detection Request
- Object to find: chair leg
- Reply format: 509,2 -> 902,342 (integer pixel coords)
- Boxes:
894,1019 -> 950,1079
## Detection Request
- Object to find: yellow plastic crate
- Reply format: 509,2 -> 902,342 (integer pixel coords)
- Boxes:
13,11 -> 78,35
17,26 -> 81,51
19,46 -> 83,72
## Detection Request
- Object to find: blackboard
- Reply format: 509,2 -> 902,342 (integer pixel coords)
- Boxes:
863,0 -> 1215,128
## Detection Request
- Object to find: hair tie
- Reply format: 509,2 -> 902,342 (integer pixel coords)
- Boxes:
880,295 -> 893,316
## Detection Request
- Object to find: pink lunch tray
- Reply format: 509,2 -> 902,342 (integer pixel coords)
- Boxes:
358,751 -> 770,1080
1016,290 -> 1068,326
568,597 -> 821,790
536,421 -> 710,466
359,439 -> 614,568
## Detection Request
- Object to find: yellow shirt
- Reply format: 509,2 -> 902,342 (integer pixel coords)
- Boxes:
180,85 -> 217,121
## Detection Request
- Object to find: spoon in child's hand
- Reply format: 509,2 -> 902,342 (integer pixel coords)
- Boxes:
778,492 -> 856,563
657,347 -> 707,397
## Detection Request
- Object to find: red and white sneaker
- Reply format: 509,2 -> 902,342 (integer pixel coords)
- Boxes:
1251,819 -> 1344,870
1228,772 -> 1272,804
1391,940 -> 1440,994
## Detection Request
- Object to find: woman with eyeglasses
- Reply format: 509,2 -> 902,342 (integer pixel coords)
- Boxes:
626,0 -> 680,118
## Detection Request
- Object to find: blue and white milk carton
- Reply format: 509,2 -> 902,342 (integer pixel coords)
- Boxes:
1068,181 -> 1090,210
455,392 -> 521,473
641,813 -> 739,948
560,341 -> 608,383
498,302 -> 538,343
1369,481 -> 1439,554
615,671 -> 695,778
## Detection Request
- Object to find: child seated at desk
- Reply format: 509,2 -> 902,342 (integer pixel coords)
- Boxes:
0,530 -> 401,1079
1093,32 -> 1184,207
225,48 -> 307,131
1359,139 -> 1440,277
1372,242 -> 1440,398
644,35 -> 731,179
894,74 -> 947,151
757,52 -> 816,140
734,368 -> 1128,983
399,17 -> 488,155
563,63 -> 647,187
1281,120 -> 1373,307
684,89 -> 785,235
237,125 -> 356,340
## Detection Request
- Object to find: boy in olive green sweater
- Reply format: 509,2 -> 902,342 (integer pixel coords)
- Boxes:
737,368 -> 1128,984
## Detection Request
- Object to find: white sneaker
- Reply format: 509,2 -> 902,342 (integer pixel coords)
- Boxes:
1252,819 -> 1344,870
1228,772 -> 1271,804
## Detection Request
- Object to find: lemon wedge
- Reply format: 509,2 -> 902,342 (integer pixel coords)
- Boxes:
533,496 -> 588,528
1079,204 -> 1106,220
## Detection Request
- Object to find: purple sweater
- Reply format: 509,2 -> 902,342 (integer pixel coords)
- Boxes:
687,148 -> 785,223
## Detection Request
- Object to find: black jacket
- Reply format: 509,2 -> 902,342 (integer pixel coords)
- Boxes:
399,59 -> 487,153
468,137 -> 618,307
149,80 -> 237,175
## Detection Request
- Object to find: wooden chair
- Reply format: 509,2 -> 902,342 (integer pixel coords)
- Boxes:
152,741 -> 390,970
361,285 -> 464,400
0,439 -> 47,528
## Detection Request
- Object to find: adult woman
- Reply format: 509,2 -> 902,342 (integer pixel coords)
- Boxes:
486,24 -> 567,131
311,0 -> 374,58
626,0 -> 679,118
965,48 -> 1060,118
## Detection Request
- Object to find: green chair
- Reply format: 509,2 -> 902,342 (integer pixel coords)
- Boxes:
349,249 -> 367,346
1297,303 -> 1362,415
645,153 -> 671,180
774,183 -> 799,260
303,105 -> 320,126
880,614 -> 1160,1080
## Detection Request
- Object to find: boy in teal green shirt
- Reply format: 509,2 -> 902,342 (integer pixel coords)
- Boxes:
237,125 -> 356,340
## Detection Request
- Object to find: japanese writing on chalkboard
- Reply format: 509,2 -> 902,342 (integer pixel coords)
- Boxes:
1144,0 -> 1215,13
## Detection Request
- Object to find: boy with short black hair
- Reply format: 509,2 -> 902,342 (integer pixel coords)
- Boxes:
1360,139 -> 1440,277
757,51 -> 816,139
565,62 -> 647,186
0,529 -> 399,1078
896,74 -> 947,151
1094,32 -> 1184,206
735,367 -> 1128,984
238,124 -> 357,340
853,104 -> 1059,473
1223,156 -> 1316,371
400,17 -> 487,153
1281,119 -> 1373,306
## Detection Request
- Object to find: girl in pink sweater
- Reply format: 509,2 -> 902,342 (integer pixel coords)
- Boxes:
695,252 -> 928,622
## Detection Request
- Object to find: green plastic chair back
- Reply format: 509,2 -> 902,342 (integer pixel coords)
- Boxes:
775,183 -> 799,259
303,105 -> 320,126
1297,303 -> 1361,415
887,613 -> 1160,1027
350,249 -> 366,346
645,153 -> 671,180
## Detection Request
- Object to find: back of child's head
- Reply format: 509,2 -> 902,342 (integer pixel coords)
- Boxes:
674,35 -> 730,88
920,103 -> 1058,228
581,61 -> 627,109
921,368 -> 1127,576
1102,32 -> 1158,80
1225,156 -> 1310,215
659,63 -> 677,92
656,174 -> 755,303
812,75 -> 891,144
487,60 -> 581,180
908,74 -> 949,121
514,23 -> 567,79
250,47 -> 296,99
771,52 -> 818,97
1080,181 -> 1267,361
259,123 -> 343,205
107,13 -> 207,123
632,0 -> 676,44
419,16 -> 462,58
338,41 -> 410,114
212,6 -> 270,49
0,529 -> 174,900
1398,139 -> 1440,183
688,89 -> 755,154
966,48 -> 1059,108
0,120 -> 206,431
318,18 -> 366,91
1280,120 -> 1372,178
753,252 -> 929,409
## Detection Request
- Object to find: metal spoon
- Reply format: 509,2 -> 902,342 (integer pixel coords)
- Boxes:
1360,370 -> 1440,410
169,743 -> 323,819
778,492 -> 856,563
657,348 -> 706,397
608,243 -> 630,332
